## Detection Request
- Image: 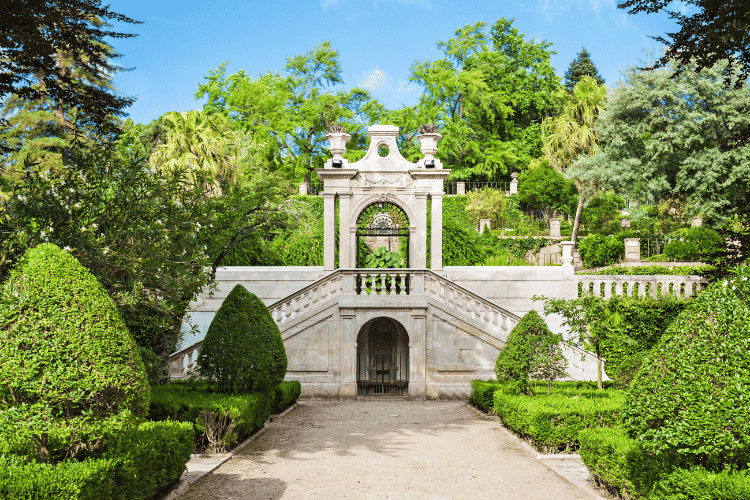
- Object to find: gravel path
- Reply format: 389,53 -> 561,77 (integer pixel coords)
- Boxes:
180,399 -> 596,500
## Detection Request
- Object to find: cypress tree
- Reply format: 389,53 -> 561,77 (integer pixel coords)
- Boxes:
564,48 -> 605,91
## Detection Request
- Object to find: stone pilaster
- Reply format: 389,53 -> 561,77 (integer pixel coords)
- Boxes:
431,194 -> 444,271
338,193 -> 352,268
323,192 -> 336,271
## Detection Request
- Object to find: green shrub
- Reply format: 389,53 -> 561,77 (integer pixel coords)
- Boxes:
442,218 -> 485,266
494,389 -> 625,452
495,310 -> 566,395
104,420 -> 193,500
652,467 -> 750,500
578,426 -> 674,499
0,420 -> 192,500
470,380 -> 503,412
197,285 -> 287,394
0,243 -> 149,463
611,350 -> 650,389
622,280 -> 750,471
578,230 -> 640,268
149,384 -> 272,453
663,240 -> 700,261
272,381 -> 301,414
0,455 -> 119,500
577,265 -> 713,275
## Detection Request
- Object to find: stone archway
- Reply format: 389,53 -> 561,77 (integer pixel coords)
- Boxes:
356,317 -> 409,396
355,200 -> 410,268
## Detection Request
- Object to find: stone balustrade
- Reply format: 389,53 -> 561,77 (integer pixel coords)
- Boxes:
354,269 -> 412,295
169,341 -> 202,380
577,275 -> 706,299
269,271 -> 345,325
424,271 -> 520,337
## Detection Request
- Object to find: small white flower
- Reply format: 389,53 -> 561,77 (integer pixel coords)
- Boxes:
723,281 -> 729,287
92,223 -> 97,229
40,231 -> 45,239
63,246 -> 71,251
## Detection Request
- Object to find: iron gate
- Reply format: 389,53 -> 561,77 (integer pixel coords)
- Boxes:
356,202 -> 410,268
357,351 -> 409,396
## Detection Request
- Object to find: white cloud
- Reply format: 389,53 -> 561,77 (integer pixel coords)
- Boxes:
537,0 -> 569,22
323,0 -> 431,9
358,69 -> 388,91
615,12 -> 633,30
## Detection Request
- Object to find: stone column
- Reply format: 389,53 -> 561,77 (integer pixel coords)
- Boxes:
299,182 -> 308,196
561,240 -> 576,299
339,193 -> 352,268
414,193 -> 428,268
323,192 -> 336,271
456,182 -> 466,195
431,194 -> 444,271
339,309 -> 357,399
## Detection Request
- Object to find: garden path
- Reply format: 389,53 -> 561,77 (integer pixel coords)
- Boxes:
179,399 -> 601,500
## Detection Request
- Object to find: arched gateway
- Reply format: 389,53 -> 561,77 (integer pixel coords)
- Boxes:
357,317 -> 409,396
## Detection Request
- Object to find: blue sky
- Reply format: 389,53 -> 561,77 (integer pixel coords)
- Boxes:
109,0 -> 688,125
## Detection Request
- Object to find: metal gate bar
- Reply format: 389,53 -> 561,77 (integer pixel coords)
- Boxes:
357,351 -> 408,396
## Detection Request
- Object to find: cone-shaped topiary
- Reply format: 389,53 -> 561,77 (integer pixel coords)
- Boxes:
0,243 -> 149,461
622,281 -> 750,471
197,285 -> 287,394
495,310 -> 566,395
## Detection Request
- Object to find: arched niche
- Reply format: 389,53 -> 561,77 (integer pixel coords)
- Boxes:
356,317 -> 409,396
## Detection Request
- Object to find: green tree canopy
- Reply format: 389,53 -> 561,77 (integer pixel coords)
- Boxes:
563,47 -> 605,91
578,58 -> 749,225
0,0 -> 140,144
408,18 -> 562,181
618,0 -> 750,89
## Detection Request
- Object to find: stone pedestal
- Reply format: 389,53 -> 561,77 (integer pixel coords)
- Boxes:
299,183 -> 308,195
692,216 -> 703,227
479,219 -> 491,233
509,172 -> 518,195
624,238 -> 641,262
456,182 -> 465,195
550,218 -> 561,238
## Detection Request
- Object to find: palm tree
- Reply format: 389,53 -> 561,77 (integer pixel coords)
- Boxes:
542,76 -> 607,243
150,111 -> 240,190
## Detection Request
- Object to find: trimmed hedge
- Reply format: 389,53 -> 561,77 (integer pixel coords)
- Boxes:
105,420 -> 194,500
494,389 -> 624,452
470,380 -> 616,414
0,243 -> 149,463
197,285 -> 287,394
0,455 -> 119,500
272,381 -> 301,414
578,426 -> 750,500
577,265 -> 712,275
149,383 -> 273,453
0,420 -> 193,500
622,281 -> 750,470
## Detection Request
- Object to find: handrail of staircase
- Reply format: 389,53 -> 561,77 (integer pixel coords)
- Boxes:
422,269 -> 522,338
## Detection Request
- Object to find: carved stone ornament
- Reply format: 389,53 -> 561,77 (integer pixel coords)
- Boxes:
377,192 -> 389,202
399,173 -> 415,187
350,173 -> 361,187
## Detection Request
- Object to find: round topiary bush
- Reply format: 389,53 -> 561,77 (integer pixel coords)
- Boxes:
197,285 -> 287,394
0,243 -> 149,461
622,280 -> 750,470
495,310 -> 566,395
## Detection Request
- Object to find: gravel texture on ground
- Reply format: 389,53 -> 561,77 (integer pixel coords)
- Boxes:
179,399 -> 596,500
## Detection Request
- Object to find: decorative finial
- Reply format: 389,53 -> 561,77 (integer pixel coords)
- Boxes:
418,123 -> 438,134
327,123 -> 347,134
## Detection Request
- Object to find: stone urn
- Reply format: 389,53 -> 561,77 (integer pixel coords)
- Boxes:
418,132 -> 442,159
325,132 -> 351,160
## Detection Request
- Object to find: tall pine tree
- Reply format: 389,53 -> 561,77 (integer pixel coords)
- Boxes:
563,48 -> 605,91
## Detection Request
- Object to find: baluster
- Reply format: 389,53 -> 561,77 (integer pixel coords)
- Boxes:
491,309 -> 500,332
603,280 -> 612,299
399,273 -> 407,295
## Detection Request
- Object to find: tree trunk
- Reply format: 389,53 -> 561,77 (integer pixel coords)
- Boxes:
571,194 -> 585,244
